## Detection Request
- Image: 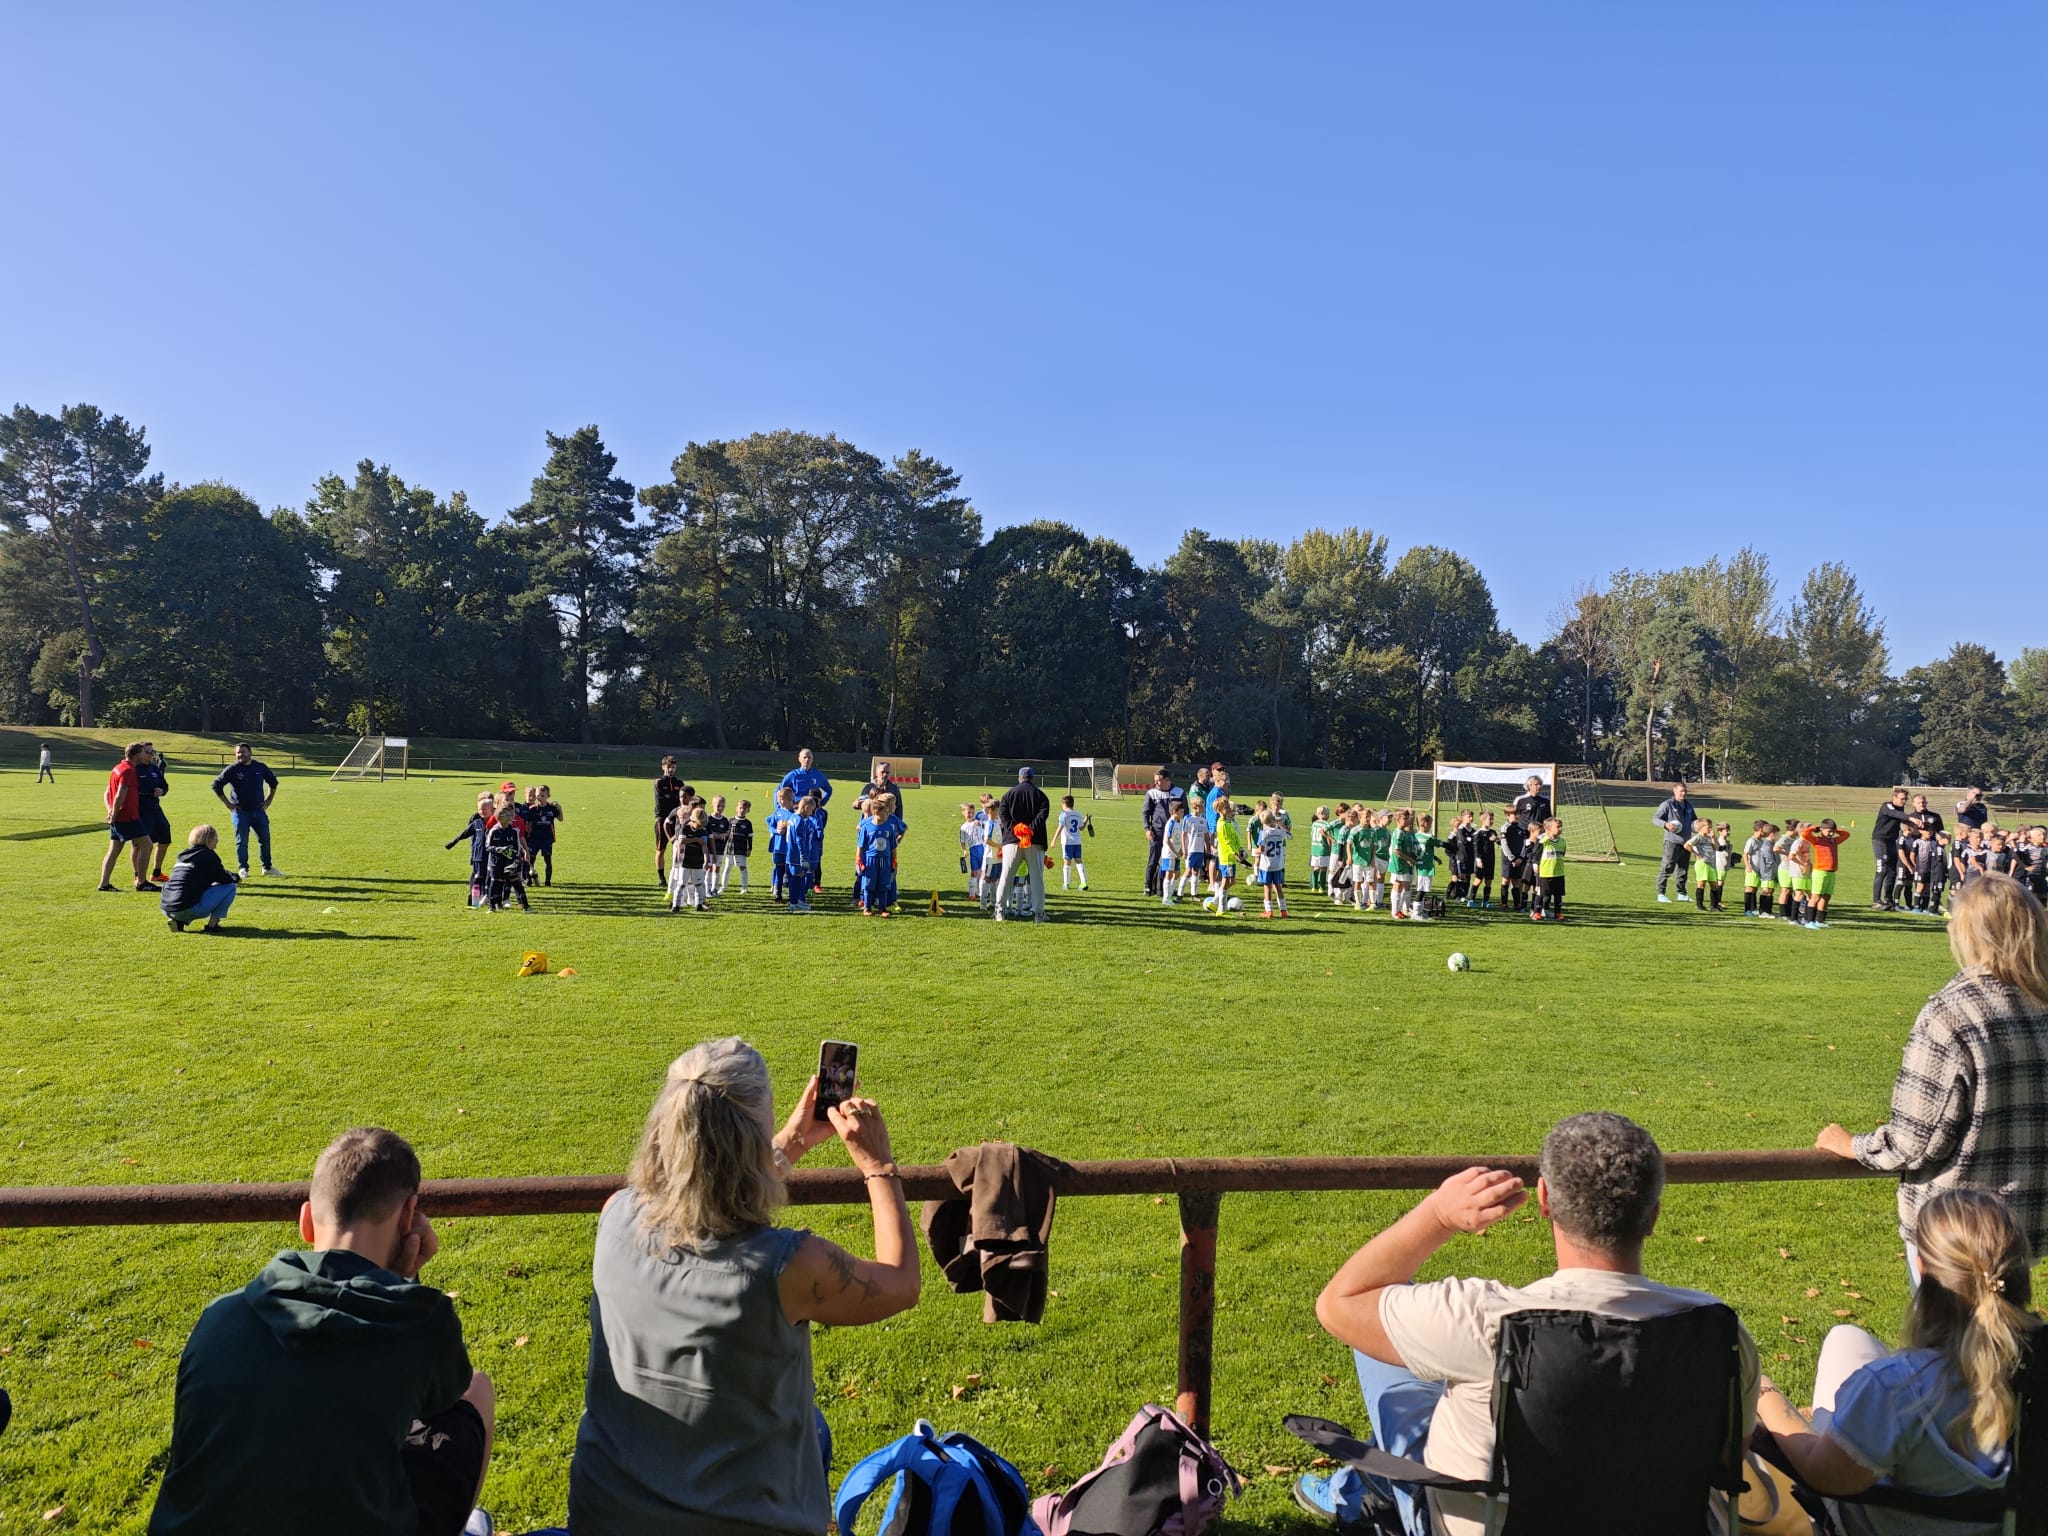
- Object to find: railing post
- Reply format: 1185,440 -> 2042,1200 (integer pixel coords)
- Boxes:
1176,1189 -> 1221,1437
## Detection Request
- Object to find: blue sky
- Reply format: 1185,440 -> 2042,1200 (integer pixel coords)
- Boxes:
4,4 -> 2041,670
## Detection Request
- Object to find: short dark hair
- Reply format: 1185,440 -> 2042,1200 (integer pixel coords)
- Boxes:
233,741 -> 252,752
311,1128 -> 422,1227
1539,1112 -> 1663,1248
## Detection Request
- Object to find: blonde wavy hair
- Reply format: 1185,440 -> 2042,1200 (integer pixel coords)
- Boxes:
1905,1188 -> 2040,1454
628,1037 -> 786,1250
1947,877 -> 2048,1007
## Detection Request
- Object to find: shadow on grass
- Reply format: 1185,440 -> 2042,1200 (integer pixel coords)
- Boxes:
195,929 -> 418,942
1,823 -> 107,841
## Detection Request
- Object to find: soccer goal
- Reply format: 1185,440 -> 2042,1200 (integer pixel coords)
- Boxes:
1387,761 -> 1620,862
330,736 -> 410,781
869,755 -> 923,790
1068,757 -> 1118,799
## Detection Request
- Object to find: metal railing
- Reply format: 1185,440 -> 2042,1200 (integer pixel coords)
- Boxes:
0,1149 -> 1885,1435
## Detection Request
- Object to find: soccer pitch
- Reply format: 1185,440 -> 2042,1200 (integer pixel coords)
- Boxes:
0,743 -> 1954,1532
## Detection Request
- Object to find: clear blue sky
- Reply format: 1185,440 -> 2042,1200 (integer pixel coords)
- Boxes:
5,4 -> 2042,670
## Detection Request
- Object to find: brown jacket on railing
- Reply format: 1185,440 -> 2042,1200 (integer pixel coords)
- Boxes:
920,1142 -> 1066,1323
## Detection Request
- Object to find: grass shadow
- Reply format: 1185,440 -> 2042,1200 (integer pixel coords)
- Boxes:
198,929 -> 418,942
1,823 -> 108,841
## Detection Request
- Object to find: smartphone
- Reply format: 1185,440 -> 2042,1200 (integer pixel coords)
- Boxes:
814,1040 -> 859,1121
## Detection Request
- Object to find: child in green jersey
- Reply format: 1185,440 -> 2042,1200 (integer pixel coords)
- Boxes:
1367,810 -> 1393,911
1210,797 -> 1248,915
1415,813 -> 1444,915
1309,805 -> 1332,893
1687,817 -> 1717,912
1390,807 -> 1422,920
1533,816 -> 1567,921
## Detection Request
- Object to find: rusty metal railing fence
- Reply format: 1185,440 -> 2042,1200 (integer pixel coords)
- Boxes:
0,1149 -> 1884,1435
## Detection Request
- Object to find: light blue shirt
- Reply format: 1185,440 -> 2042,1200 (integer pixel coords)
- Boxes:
1818,1348 -> 2007,1536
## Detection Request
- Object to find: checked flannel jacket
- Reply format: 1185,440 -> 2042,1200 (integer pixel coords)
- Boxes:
1855,966 -> 2048,1255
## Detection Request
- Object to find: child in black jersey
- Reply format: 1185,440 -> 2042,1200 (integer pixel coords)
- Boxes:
483,809 -> 530,911
1473,811 -> 1500,908
1501,818 -> 1530,912
704,794 -> 733,897
728,798 -> 755,894
524,784 -> 564,885
445,792 -> 493,906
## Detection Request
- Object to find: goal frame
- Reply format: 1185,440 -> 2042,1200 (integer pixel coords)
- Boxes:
1068,757 -> 1117,799
869,755 -> 923,792
1391,760 -> 1621,863
330,736 -> 410,782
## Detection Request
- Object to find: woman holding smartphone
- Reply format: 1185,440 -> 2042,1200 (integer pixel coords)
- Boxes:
568,1037 -> 918,1536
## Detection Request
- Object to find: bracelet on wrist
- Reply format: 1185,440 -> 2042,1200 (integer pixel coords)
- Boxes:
863,1164 -> 900,1181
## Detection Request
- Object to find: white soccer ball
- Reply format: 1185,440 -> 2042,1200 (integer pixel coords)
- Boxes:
1447,952 -> 1471,972
1202,895 -> 1218,910
1226,896 -> 1243,912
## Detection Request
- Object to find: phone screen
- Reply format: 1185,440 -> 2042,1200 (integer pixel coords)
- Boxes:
814,1040 -> 859,1121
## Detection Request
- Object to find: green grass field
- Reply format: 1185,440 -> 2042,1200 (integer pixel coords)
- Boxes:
0,735 -> 1957,1532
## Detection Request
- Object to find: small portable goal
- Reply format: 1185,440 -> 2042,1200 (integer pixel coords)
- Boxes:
331,736 -> 410,781
1068,757 -> 1118,799
1386,761 -> 1620,862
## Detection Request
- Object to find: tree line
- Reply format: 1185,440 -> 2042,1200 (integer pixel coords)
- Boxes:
2,402 -> 2041,788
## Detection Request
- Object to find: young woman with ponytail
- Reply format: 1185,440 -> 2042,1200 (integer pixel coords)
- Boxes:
1756,1188 -> 2038,1533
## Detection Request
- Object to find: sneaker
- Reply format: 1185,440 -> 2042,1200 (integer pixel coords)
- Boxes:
237,867 -> 250,880
1531,909 -> 1544,922
261,866 -> 283,877
1292,1466 -> 1391,1527
97,882 -> 117,892
133,880 -> 154,892
166,916 -> 186,932
1656,893 -> 1671,903
464,1510 -> 495,1536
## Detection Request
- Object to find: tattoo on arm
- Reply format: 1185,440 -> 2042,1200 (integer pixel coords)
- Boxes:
811,1245 -> 882,1303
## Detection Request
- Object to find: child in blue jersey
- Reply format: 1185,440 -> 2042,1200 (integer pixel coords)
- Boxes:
786,794 -> 824,912
765,785 -> 796,903
1055,795 -> 1090,890
857,793 -> 906,916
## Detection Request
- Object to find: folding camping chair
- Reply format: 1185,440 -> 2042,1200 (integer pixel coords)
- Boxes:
1288,1304 -> 1748,1536
1771,1334 -> 2048,1536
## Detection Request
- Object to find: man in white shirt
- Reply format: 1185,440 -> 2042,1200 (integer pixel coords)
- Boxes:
1299,1112 -> 1759,1535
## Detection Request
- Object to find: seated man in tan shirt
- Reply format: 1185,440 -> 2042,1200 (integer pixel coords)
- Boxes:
1299,1112 -> 1760,1535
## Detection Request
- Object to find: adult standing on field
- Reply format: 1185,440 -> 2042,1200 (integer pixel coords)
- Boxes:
1142,767 -> 1176,895
778,748 -> 833,887
1957,788 -> 1990,835
36,742 -> 53,782
1511,774 -> 1551,832
1815,876 -> 2048,1271
654,755 -> 685,887
1651,781 -> 1695,903
98,741 -> 153,892
211,742 -> 282,878
138,742 -> 174,884
993,766 -> 1051,922
1870,787 -> 1914,911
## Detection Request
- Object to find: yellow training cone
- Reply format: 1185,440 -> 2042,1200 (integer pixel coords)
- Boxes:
516,950 -> 549,977
928,890 -> 944,917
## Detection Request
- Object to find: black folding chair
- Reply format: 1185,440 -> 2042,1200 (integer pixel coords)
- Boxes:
1289,1304 -> 1748,1536
1771,1335 -> 2048,1535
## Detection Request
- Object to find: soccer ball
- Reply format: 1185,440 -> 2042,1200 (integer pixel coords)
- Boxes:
1447,952 -> 1471,972
1226,896 -> 1243,912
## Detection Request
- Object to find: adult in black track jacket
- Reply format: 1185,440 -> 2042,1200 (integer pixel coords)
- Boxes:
993,767 -> 1051,922
1871,787 -> 1913,909
1142,767 -> 1176,895
161,826 -> 241,933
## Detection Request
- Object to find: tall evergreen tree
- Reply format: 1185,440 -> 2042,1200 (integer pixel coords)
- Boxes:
508,426 -> 645,744
0,404 -> 160,725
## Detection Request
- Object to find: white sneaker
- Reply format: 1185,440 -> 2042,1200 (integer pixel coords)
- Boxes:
464,1510 -> 495,1536
262,866 -> 283,877
237,867 -> 250,879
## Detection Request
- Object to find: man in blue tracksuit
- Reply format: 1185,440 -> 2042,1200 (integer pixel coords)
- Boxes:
777,748 -> 833,888
211,742 -> 282,878
138,742 -> 175,883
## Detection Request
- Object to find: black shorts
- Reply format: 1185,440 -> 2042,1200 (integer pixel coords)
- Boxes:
404,1397 -> 487,1536
655,816 -> 674,850
109,818 -> 147,843
143,807 -> 173,843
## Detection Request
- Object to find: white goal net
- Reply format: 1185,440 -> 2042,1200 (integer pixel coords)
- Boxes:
1068,757 -> 1118,799
1387,761 -> 1620,862
330,736 -> 409,781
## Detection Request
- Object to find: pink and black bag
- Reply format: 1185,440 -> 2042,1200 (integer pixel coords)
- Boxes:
1030,1405 -> 1241,1536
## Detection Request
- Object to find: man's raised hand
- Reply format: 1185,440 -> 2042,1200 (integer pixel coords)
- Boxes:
1427,1167 -> 1527,1234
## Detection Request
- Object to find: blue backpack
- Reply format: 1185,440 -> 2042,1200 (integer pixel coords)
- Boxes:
836,1420 -> 1038,1536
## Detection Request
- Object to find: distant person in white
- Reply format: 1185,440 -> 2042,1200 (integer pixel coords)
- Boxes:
36,743 -> 54,783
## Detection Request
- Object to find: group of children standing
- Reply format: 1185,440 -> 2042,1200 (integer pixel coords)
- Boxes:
956,794 -> 1093,911
446,782 -> 563,911
1147,789 -> 1294,917
1307,804 -> 1569,922
661,791 -> 755,914
759,783 -> 905,915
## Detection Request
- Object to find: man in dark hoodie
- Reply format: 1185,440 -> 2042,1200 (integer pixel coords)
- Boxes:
149,1128 -> 494,1536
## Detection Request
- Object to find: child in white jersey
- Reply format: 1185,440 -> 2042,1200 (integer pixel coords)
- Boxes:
1055,795 -> 1090,890
959,802 -> 985,900
1254,808 -> 1292,917
1179,804 -> 1211,901
1157,799 -> 1185,904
